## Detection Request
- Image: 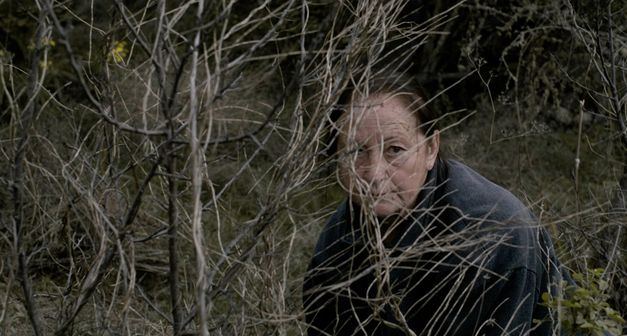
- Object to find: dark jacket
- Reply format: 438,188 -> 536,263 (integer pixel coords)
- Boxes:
303,159 -> 563,336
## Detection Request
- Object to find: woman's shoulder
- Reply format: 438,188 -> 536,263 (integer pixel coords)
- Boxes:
310,201 -> 354,260
442,159 -> 534,223
441,159 -> 544,271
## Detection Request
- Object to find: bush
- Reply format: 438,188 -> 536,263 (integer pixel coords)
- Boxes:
540,268 -> 625,336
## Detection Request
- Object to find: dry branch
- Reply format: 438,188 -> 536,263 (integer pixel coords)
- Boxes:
11,7 -> 48,336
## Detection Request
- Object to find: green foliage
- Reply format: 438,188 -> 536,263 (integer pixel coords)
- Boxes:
540,268 -> 625,336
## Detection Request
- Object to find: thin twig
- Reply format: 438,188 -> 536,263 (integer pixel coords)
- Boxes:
575,99 -> 585,227
190,1 -> 208,335
12,6 -> 47,336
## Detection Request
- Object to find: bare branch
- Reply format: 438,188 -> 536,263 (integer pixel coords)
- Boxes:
11,6 -> 48,336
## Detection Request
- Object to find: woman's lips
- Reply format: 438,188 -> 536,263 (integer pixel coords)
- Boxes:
365,192 -> 394,199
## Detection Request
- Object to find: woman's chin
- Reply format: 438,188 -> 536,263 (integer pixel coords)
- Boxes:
372,200 -> 403,218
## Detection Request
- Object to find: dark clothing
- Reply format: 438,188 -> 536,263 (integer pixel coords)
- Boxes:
303,159 -> 563,336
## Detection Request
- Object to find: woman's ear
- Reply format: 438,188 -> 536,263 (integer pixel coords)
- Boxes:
426,130 -> 440,170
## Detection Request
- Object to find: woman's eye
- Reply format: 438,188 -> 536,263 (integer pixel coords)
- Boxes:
387,146 -> 405,155
346,145 -> 365,156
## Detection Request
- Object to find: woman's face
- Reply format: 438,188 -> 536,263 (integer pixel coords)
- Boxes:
337,93 -> 439,217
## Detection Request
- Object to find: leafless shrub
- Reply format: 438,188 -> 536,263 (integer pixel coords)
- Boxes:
0,0 -> 624,335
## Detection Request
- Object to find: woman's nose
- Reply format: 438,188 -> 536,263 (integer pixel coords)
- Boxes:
360,152 -> 389,183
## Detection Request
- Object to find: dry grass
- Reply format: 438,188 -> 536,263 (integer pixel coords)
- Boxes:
0,0 -> 624,335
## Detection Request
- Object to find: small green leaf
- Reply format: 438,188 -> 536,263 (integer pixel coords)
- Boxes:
573,272 -> 584,282
541,292 -> 550,303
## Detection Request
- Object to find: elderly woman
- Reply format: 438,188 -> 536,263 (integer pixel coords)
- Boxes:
303,73 -> 564,336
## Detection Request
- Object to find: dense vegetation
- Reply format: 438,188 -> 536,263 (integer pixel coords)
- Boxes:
0,0 -> 624,335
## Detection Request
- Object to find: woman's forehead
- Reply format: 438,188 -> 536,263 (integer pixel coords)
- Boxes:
338,94 -> 418,133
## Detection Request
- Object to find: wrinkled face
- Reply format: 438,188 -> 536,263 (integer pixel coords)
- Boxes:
337,93 -> 440,217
